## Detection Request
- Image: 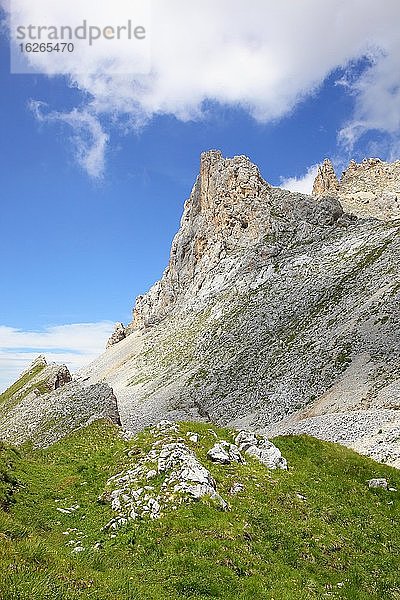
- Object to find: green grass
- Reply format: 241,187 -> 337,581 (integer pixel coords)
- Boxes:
0,443 -> 20,510
0,420 -> 399,600
0,364 -> 47,411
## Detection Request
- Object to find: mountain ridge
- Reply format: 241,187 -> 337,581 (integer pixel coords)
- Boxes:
2,150 -> 400,468
108,150 -> 350,344
312,157 -> 400,220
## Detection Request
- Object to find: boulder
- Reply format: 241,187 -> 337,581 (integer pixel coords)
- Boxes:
235,431 -> 287,470
367,478 -> 388,489
207,441 -> 244,464
106,322 -> 127,348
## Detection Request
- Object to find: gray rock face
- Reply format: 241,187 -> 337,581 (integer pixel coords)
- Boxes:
74,151 -> 400,467
7,151 -> 400,466
0,355 -> 75,446
123,150 -> 346,333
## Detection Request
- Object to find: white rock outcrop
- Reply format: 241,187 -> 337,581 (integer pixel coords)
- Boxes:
367,478 -> 388,489
101,421 -> 228,530
235,431 -> 288,470
207,441 -> 244,464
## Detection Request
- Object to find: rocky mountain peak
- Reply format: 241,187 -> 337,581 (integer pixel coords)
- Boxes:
123,150 -> 345,334
197,150 -> 268,224
312,157 -> 400,220
18,354 -> 72,391
107,322 -> 127,349
127,150 -> 273,331
20,354 -> 47,377
312,158 -> 339,198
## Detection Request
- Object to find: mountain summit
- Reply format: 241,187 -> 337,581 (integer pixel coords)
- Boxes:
108,150 -> 347,343
76,151 -> 400,467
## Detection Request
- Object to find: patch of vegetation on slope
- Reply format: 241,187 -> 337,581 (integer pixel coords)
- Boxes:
0,363 -> 46,410
0,443 -> 20,510
0,420 -> 399,600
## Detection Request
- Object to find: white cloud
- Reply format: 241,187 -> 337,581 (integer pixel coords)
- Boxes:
2,0 -> 400,174
30,102 -> 109,178
280,164 -> 319,195
0,321 -> 114,392
338,38 -> 400,150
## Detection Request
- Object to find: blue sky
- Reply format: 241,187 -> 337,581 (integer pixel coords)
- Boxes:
1,0 -> 399,389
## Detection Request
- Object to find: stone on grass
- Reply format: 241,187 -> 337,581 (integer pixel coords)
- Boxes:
235,431 -> 287,470
229,483 -> 244,495
101,421 -> 228,531
207,441 -> 244,464
367,478 -> 388,489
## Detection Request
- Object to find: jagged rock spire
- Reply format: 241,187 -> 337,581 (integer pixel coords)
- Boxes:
124,150 -> 345,333
312,156 -> 400,219
129,150 -> 273,330
107,322 -> 127,349
312,159 -> 339,198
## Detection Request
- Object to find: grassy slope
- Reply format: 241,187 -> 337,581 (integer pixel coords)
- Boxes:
0,364 -> 47,412
0,420 -> 399,600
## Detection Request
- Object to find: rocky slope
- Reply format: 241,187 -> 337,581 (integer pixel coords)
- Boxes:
72,150 -> 400,467
0,356 -> 120,447
1,355 -> 72,403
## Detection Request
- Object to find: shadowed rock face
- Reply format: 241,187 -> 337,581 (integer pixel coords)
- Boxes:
312,157 -> 400,220
107,323 -> 127,348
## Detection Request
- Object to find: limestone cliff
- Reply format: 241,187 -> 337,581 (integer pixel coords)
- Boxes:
126,150 -> 346,332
